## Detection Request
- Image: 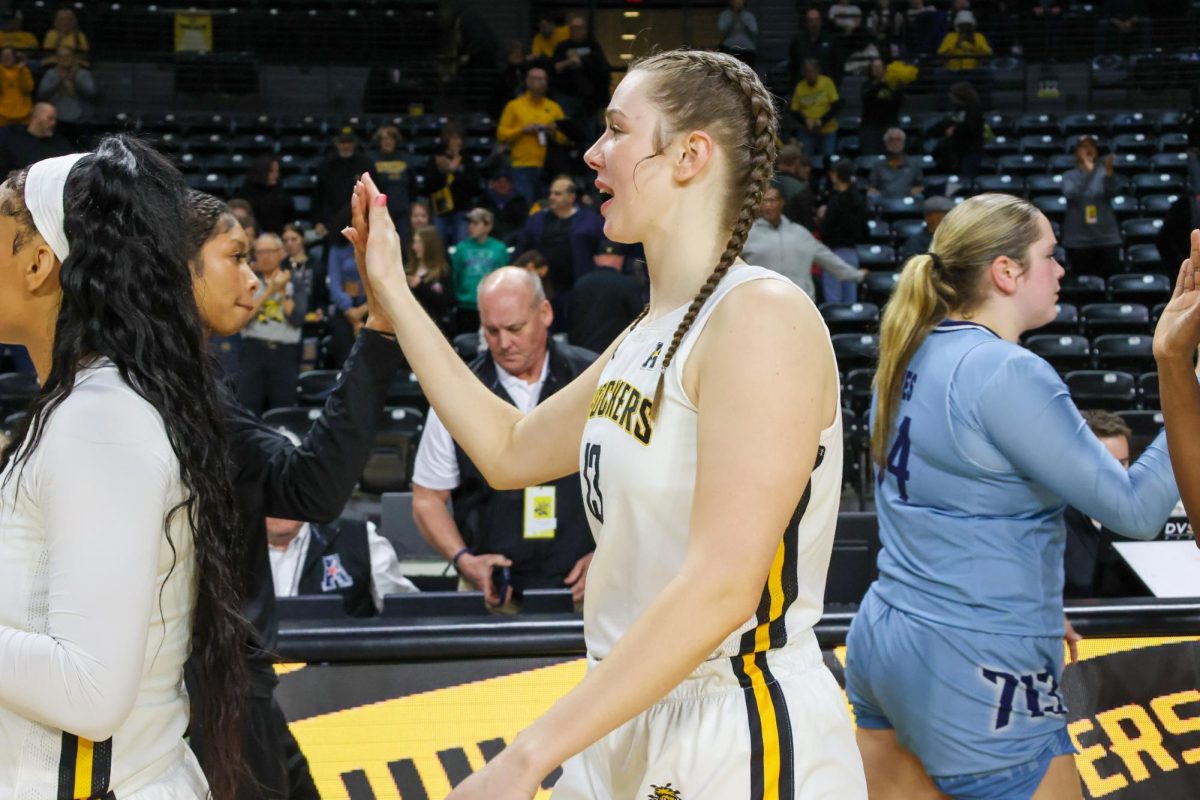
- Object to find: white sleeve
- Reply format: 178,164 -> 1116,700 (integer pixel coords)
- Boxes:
411,408 -> 461,491
0,394 -> 175,742
366,520 -> 418,612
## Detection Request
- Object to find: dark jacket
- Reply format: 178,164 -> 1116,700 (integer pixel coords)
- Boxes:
550,36 -> 612,115
238,181 -> 296,235
452,340 -> 597,592
820,186 -> 871,249
222,329 -> 404,683
515,206 -> 604,291
0,126 -> 72,174
424,151 -> 483,218
296,519 -> 376,618
479,186 -> 532,245
316,149 -> 376,231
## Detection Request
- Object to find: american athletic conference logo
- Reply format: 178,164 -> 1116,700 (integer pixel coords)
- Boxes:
320,554 -> 354,592
648,784 -> 681,800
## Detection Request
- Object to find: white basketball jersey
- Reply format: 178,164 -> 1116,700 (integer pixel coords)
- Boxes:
579,265 -> 844,661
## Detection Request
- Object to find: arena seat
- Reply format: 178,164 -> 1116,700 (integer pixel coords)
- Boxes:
1025,334 -> 1091,373
1027,173 -> 1065,196
1139,193 -> 1180,216
891,218 -> 925,243
1125,244 -> 1165,273
1150,152 -> 1189,175
878,196 -> 923,222
1131,174 -> 1185,198
1059,274 -> 1107,306
1016,113 -> 1059,137
262,406 -> 323,440
1120,217 -> 1165,245
821,302 -> 880,334
862,271 -> 901,304
984,135 -> 1020,158
297,369 -> 341,406
1110,153 -> 1152,176
1001,153 -> 1048,176
1033,195 -> 1067,222
866,218 -> 891,245
831,333 -> 880,370
1060,112 -> 1108,136
1111,111 -> 1155,135
1112,133 -> 1156,155
1028,303 -> 1079,336
359,407 -> 425,495
856,244 -> 896,271
1092,334 -> 1155,374
842,368 -> 875,414
974,174 -> 1025,195
386,371 -> 427,410
1018,135 -> 1061,157
826,512 -> 881,605
1108,194 -> 1139,221
1080,303 -> 1151,335
1138,371 -> 1160,409
1065,370 -> 1138,411
1109,273 -> 1171,305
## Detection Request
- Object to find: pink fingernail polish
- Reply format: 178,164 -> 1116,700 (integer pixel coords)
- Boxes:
374,194 -> 388,207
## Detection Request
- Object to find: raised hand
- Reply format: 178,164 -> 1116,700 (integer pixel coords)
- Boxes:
342,173 -> 403,332
1153,230 -> 1200,364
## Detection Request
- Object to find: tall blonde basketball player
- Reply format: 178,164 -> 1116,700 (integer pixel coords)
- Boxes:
349,50 -> 866,800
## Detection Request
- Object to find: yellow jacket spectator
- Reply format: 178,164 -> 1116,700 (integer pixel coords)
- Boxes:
530,18 -> 568,60
497,67 -> 568,204
0,48 -> 33,125
42,9 -> 89,59
938,11 -> 992,71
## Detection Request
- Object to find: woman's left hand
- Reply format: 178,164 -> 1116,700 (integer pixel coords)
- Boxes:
445,750 -> 541,800
1153,230 -> 1200,364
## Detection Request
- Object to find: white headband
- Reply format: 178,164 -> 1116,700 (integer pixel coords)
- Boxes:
25,152 -> 89,262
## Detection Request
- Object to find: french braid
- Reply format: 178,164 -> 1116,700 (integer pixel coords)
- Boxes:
633,50 -> 779,418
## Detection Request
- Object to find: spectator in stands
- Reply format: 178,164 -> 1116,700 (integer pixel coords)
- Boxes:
828,0 -> 865,43
238,155 -> 294,236
1062,135 -> 1123,278
937,10 -> 992,73
717,0 -> 759,68
227,198 -> 258,241
411,267 -> 597,609
327,245 -> 368,367
0,102 -> 71,174
867,0 -> 907,57
478,167 -> 530,245
1096,0 -> 1152,56
898,195 -> 954,261
550,14 -> 611,144
0,14 -> 38,60
316,127 -> 374,264
1063,411 -> 1143,598
493,39 -> 528,119
904,0 -> 946,56
452,208 -> 509,333
282,222 -> 325,315
0,47 -> 32,127
497,67 -> 566,206
819,160 -> 871,302
514,175 -> 604,322
268,514 -> 418,617
35,46 -> 93,143
369,125 -> 412,231
569,244 -> 643,353
791,58 -> 841,158
426,122 -> 482,247
402,200 -> 432,263
773,145 -> 817,229
869,128 -> 924,198
406,225 -> 455,335
789,8 -> 845,88
42,9 -> 88,61
931,81 -> 985,179
239,233 -> 308,414
860,61 -> 905,156
528,14 -> 568,67
743,186 -> 866,300
514,248 -> 550,288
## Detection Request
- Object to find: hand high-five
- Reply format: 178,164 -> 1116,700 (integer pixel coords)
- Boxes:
1152,229 -> 1200,365
341,172 -> 403,333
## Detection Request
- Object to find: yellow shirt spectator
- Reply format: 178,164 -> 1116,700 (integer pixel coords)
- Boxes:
0,61 -> 33,125
531,25 -> 568,60
0,31 -> 37,53
497,92 -> 567,168
937,31 -> 993,71
43,29 -> 89,58
791,76 -> 840,135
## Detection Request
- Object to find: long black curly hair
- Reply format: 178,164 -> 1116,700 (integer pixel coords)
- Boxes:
0,135 -> 248,799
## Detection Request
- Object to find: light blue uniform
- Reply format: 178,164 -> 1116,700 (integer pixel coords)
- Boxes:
844,319 -> 1178,798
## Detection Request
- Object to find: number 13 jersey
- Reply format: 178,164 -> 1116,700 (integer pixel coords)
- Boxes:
578,265 -> 844,661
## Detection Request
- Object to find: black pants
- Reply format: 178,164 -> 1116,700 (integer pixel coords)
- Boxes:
1066,245 -> 1124,279
238,338 -> 300,415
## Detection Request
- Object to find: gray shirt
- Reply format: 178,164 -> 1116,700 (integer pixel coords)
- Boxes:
869,157 -> 924,198
243,271 -> 310,345
36,67 -> 95,123
1061,167 -> 1122,248
718,9 -> 759,52
742,216 -> 866,299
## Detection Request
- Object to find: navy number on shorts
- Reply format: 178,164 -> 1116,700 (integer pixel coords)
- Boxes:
583,442 -> 604,523
882,416 -> 913,501
982,668 -> 1066,730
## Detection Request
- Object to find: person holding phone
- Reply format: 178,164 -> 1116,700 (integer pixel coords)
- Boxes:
1061,135 -> 1123,278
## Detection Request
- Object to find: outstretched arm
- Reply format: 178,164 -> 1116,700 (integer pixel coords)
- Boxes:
446,280 -> 836,798
1153,230 -> 1200,542
348,175 -> 619,490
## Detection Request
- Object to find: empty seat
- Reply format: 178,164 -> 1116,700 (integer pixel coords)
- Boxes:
1131,174 -> 1185,197
1027,173 -> 1065,196
1092,334 -> 1154,373
1125,244 -> 1165,273
1108,273 -> 1171,305
1033,195 -> 1067,221
1016,113 -> 1059,136
1080,303 -> 1150,335
1018,135 -> 1061,157
2,410 -> 25,439
878,196 -> 923,221
1059,274 -> 1106,306
1025,334 -> 1091,373
843,368 -> 875,413
1065,370 -> 1137,411
974,174 -> 1025,195
1028,303 -> 1079,335
1159,132 -> 1189,153
984,135 -> 1020,157
856,244 -> 896,270
1109,194 -> 1139,221
821,302 -> 880,334
1060,112 -> 1108,136
1121,217 -> 1165,245
1138,372 -> 1159,408
862,271 -> 901,303
831,333 -> 880,370
856,154 -> 885,176
1048,153 -> 1078,173
1111,112 -> 1154,135
1117,409 -> 1163,437
1139,194 -> 1180,216
387,371 -> 427,409
452,332 -> 482,361
1111,133 -> 1156,155
997,153 -> 1047,176
359,407 -> 425,495
1150,152 -> 1190,175
1110,154 -> 1152,176
866,218 -> 892,244
891,218 -> 926,243
826,512 -> 880,604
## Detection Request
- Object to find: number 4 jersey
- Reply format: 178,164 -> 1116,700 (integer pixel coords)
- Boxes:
869,319 -> 1177,640
578,265 -> 845,661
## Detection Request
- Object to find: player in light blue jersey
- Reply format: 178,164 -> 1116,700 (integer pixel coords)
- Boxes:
844,193 -> 1179,800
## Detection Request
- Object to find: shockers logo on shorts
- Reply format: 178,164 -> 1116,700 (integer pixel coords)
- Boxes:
648,783 -> 681,800
320,554 -> 354,592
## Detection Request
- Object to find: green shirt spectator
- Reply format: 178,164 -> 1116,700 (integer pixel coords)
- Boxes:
452,208 -> 510,310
